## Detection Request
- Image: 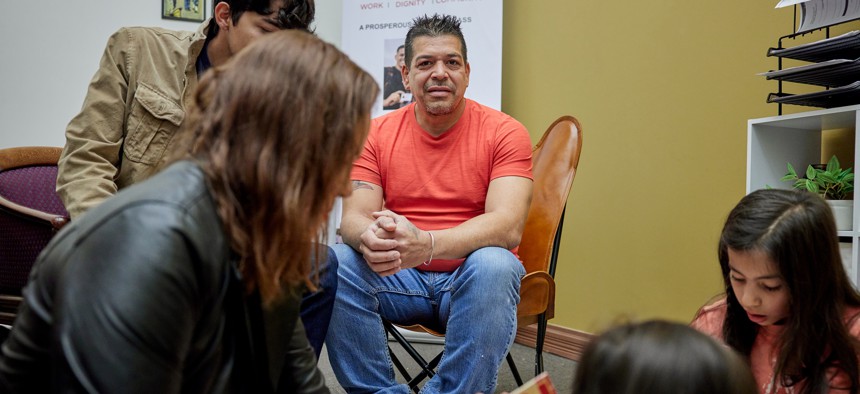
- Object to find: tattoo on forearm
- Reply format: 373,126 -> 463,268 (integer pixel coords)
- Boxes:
352,181 -> 373,191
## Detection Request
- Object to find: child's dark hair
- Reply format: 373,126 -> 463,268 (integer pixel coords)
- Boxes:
573,320 -> 757,394
720,189 -> 860,393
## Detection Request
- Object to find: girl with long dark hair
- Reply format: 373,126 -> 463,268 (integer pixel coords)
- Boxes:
693,189 -> 860,394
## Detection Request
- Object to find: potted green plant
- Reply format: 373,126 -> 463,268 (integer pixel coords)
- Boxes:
782,155 -> 854,230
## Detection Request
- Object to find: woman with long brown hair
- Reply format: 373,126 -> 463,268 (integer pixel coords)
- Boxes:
0,29 -> 377,393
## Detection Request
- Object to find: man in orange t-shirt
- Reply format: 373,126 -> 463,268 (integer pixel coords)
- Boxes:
325,14 -> 534,394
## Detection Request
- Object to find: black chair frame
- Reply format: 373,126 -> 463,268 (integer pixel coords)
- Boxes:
383,207 -> 565,392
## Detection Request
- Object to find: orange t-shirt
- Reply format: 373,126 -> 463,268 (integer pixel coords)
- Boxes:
352,99 -> 533,272
692,297 -> 860,394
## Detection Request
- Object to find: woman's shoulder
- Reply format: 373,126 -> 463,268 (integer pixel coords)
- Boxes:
690,296 -> 727,341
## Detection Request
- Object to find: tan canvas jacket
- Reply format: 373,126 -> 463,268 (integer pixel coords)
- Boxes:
57,21 -> 209,219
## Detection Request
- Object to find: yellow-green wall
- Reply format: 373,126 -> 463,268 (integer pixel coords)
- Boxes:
500,1 -> 823,332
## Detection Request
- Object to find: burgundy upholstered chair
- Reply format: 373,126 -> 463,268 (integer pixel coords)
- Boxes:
0,146 -> 69,325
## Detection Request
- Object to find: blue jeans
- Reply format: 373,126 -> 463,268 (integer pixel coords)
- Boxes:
326,244 -> 524,394
300,245 -> 339,359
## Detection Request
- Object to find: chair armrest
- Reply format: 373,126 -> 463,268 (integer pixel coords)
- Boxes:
0,147 -> 62,171
0,194 -> 69,231
517,271 -> 556,325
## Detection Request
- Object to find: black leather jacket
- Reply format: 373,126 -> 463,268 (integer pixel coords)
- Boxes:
0,161 -> 327,393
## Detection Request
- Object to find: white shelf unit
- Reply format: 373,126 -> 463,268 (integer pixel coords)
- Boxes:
748,105 -> 860,286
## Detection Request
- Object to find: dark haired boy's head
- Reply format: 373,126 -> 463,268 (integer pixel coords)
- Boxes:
404,14 -> 466,66
207,0 -> 315,38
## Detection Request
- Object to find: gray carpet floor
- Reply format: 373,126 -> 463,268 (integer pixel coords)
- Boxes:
319,341 -> 576,393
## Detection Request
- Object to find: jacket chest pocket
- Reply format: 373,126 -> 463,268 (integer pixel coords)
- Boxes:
124,83 -> 185,165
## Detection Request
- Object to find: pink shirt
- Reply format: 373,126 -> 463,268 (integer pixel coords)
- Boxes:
692,298 -> 860,394
352,100 -> 533,272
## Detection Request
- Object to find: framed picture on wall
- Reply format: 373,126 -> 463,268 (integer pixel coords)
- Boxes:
162,0 -> 206,22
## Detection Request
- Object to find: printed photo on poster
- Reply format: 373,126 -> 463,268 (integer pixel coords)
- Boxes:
163,0 -> 205,22
382,38 -> 411,111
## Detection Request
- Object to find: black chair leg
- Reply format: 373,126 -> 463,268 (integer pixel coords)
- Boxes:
389,346 -> 413,383
383,320 -> 439,392
506,352 -> 524,386
535,313 -> 548,376
407,352 -> 442,389
385,322 -> 436,375
384,320 -> 525,390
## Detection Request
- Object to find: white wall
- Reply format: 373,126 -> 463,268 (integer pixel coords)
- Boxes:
0,0 -> 342,149
315,0 -> 343,47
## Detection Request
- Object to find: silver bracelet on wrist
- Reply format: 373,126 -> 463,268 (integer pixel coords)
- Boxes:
424,231 -> 435,265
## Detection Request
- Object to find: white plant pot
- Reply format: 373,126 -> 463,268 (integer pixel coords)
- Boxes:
828,200 -> 853,231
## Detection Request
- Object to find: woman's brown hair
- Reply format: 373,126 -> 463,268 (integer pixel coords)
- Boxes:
172,29 -> 378,304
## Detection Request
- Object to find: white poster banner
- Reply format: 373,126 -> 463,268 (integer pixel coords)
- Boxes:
341,0 -> 503,117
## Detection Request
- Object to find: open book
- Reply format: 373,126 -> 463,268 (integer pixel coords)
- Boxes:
509,372 -> 557,394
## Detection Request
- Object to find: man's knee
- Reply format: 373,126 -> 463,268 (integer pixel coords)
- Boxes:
330,243 -> 377,289
464,247 -> 525,279
331,243 -> 361,265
